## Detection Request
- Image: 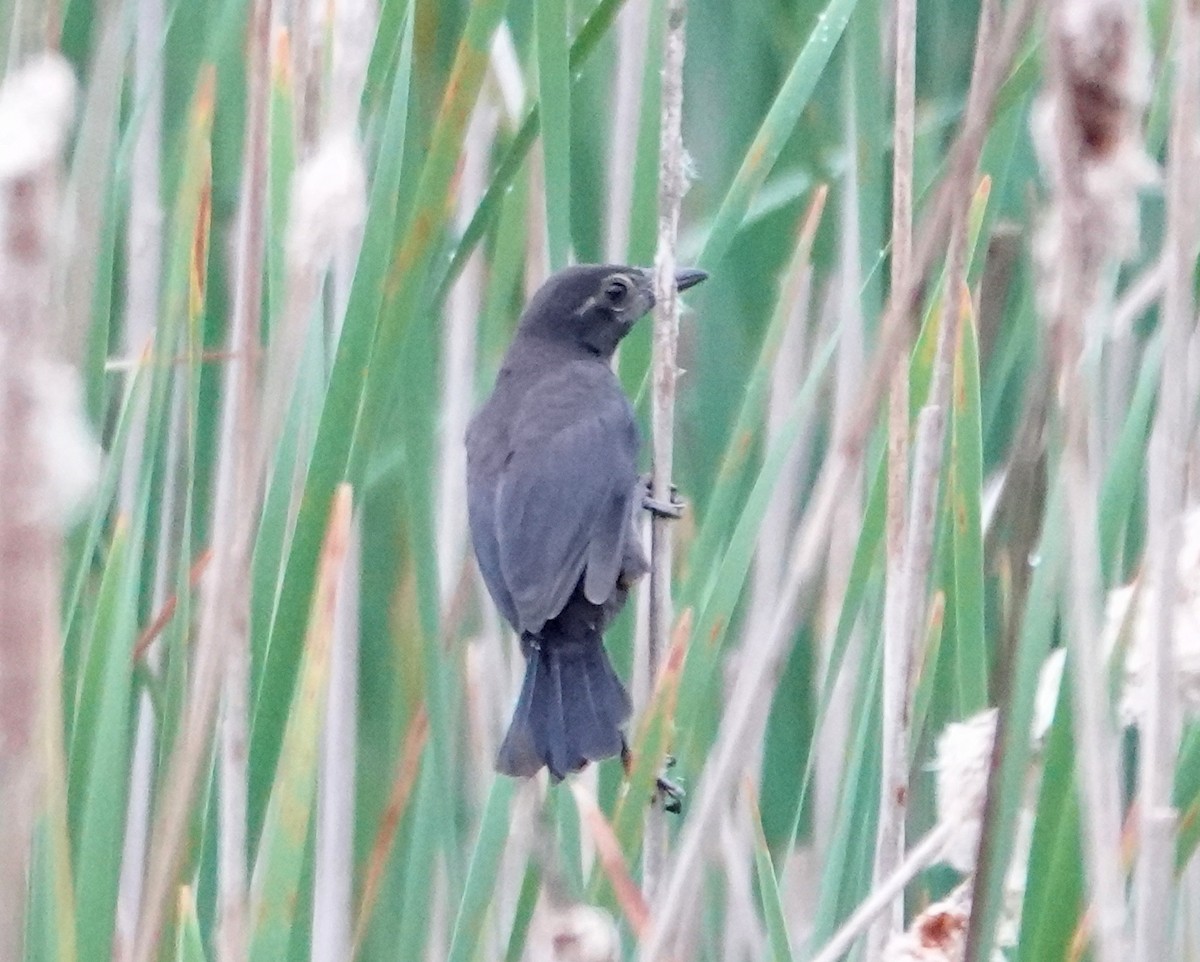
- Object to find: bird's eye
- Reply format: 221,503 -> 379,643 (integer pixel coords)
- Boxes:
603,276 -> 630,305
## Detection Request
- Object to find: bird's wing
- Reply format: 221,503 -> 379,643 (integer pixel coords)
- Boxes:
496,365 -> 639,634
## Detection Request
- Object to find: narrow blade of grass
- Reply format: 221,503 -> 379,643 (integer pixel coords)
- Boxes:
950,284 -> 988,713
175,887 -> 208,962
1018,663 -> 1084,962
745,780 -> 794,962
536,0 -> 571,270
351,705 -> 428,959
249,486 -> 353,962
673,332 -> 837,770
594,611 -> 690,896
965,478 -> 1066,962
248,0 -> 421,834
445,776 -> 518,962
434,0 -> 627,304
571,783 -> 650,939
71,518 -> 141,960
696,0 -> 859,271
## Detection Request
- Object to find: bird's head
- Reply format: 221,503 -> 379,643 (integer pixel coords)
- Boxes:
517,264 -> 708,358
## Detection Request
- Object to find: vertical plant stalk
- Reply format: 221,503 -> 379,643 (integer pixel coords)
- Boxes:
58,3 -> 126,374
745,201 -> 823,765
604,0 -> 649,261
749,220 -> 822,600
645,3 -> 1034,956
437,101 -> 496,609
114,0 -> 165,951
293,0 -> 323,152
216,0 -> 274,957
1060,355 -> 1126,962
536,0 -> 570,271
870,0 -> 917,954
310,3 -> 374,959
902,0 -> 997,674
1026,1 -> 1154,960
843,0 -> 1037,456
1136,0 -> 1198,957
646,0 -> 690,902
0,56 -> 75,962
877,0 -> 998,947
818,53 -> 865,859
313,522 -> 361,962
132,1 -> 273,956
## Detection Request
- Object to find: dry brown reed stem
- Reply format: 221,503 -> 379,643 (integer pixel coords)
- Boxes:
1027,1 -> 1156,950
1032,1 -> 1156,959
811,823 -> 954,962
642,3 -> 1036,956
305,9 -> 374,945
877,2 -> 999,957
813,99 -> 866,944
874,0 -> 1000,950
312,522 -> 361,962
215,0 -> 273,956
845,0 -> 1037,461
871,0 -> 918,952
901,0 -> 999,689
0,53 -> 76,962
646,0 -> 691,903
301,4 -> 370,955
1137,2 -> 1198,958
823,78 -> 865,837
1060,370 -> 1126,962
131,0 -> 273,955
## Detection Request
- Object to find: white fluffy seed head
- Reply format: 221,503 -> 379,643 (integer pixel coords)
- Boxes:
934,709 -> 997,873
530,904 -> 619,962
1110,507 -> 1200,726
882,884 -> 969,962
286,132 -> 367,273
0,336 -> 100,528
0,53 -> 76,182
29,359 -> 100,525
883,883 -> 1008,962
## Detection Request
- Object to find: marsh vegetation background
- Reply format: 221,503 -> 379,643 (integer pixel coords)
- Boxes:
0,0 -> 1195,960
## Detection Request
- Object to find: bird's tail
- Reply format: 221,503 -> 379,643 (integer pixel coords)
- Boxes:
495,618 -> 631,781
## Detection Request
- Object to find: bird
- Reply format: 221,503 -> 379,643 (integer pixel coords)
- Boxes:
466,263 -> 707,783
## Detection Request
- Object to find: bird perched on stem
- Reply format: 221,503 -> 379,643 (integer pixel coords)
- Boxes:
466,264 -> 707,783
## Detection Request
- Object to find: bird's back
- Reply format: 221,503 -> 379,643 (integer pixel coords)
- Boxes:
466,336 -> 634,631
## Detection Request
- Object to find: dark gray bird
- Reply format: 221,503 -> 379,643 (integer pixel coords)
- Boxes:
466,263 -> 707,780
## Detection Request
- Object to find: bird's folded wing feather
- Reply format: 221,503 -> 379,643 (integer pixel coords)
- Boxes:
496,365 -> 638,634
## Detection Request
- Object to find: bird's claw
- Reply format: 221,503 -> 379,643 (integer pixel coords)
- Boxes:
655,755 -> 684,814
640,475 -> 685,520
655,773 -> 685,815
621,744 -> 685,814
644,495 -> 685,519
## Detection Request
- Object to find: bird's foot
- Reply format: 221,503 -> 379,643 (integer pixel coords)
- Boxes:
655,757 -> 685,815
620,744 -> 685,815
640,474 -> 685,520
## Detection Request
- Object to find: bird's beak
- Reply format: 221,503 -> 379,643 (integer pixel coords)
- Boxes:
674,267 -> 708,292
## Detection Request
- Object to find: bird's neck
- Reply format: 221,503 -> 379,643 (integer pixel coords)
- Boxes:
504,331 -> 609,369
